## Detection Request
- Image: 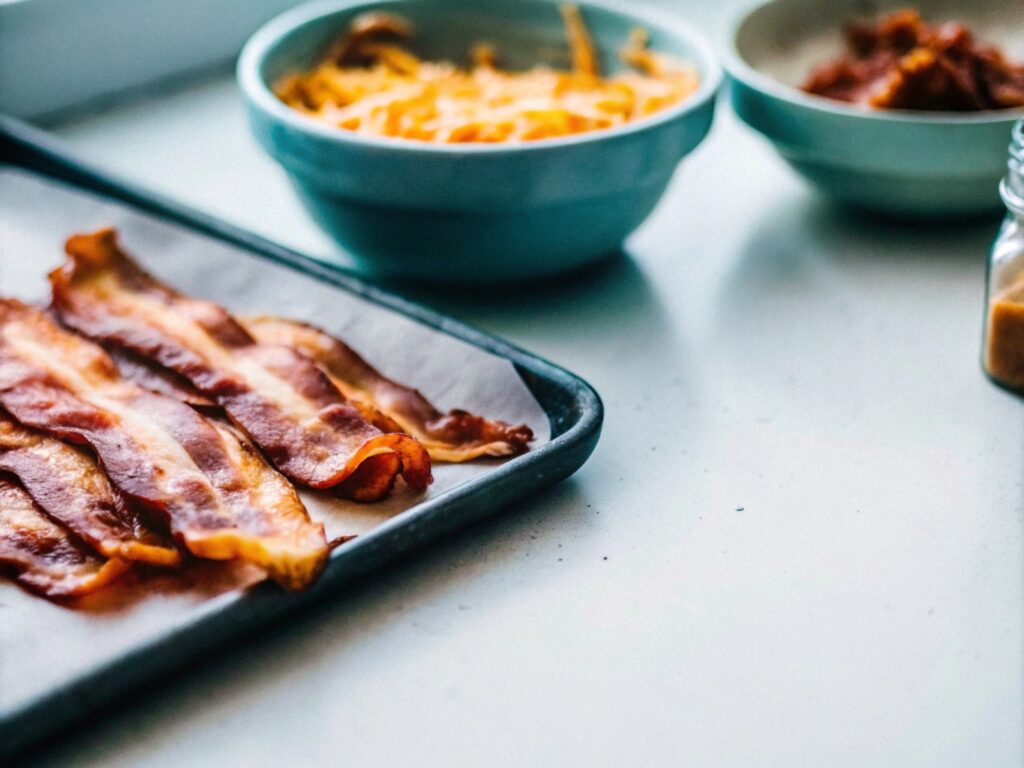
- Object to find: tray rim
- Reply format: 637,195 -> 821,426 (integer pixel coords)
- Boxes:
0,114 -> 603,760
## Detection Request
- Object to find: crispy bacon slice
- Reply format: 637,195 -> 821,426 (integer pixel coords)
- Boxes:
106,345 -> 214,408
241,316 -> 534,462
0,476 -> 130,599
0,300 -> 328,588
0,413 -> 181,566
52,228 -> 431,496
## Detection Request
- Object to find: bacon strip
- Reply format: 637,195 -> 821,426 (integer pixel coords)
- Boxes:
52,229 -> 432,497
0,476 -> 130,599
106,345 -> 215,408
242,317 -> 534,462
0,413 -> 181,566
0,300 -> 328,588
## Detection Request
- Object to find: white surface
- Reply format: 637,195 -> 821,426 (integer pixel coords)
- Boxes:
18,2 -> 1024,766
0,0 -> 303,119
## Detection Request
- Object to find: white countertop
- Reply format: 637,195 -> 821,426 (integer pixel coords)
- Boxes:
23,3 -> 1024,765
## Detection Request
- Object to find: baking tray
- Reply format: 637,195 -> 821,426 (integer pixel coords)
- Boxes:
0,115 -> 602,760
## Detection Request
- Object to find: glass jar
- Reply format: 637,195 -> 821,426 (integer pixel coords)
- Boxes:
983,119 -> 1024,391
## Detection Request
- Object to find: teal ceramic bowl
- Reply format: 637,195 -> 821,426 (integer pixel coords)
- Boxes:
238,0 -> 721,283
725,0 -> 1024,219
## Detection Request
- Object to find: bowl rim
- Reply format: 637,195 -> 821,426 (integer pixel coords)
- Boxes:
723,0 -> 1024,126
237,0 -> 723,155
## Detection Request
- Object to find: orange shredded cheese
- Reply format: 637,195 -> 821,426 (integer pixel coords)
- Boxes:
274,4 -> 699,144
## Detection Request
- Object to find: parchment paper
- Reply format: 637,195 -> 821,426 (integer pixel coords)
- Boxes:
0,168 -> 549,716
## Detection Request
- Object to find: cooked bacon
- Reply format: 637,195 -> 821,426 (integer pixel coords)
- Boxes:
0,476 -> 130,599
802,10 -> 1024,111
0,300 -> 328,589
106,345 -> 214,408
334,450 -> 402,502
0,413 -> 181,566
51,229 -> 432,496
242,316 -> 534,462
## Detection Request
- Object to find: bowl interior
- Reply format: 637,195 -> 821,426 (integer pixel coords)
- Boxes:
257,0 -> 715,97
736,0 -> 1024,94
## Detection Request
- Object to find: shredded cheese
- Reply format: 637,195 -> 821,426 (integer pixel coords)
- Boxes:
275,4 -> 699,144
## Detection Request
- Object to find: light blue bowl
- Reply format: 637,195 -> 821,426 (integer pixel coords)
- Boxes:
238,0 -> 721,283
725,0 -> 1024,219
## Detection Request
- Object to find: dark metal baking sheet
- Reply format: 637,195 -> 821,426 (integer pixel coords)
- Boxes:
0,115 -> 602,760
